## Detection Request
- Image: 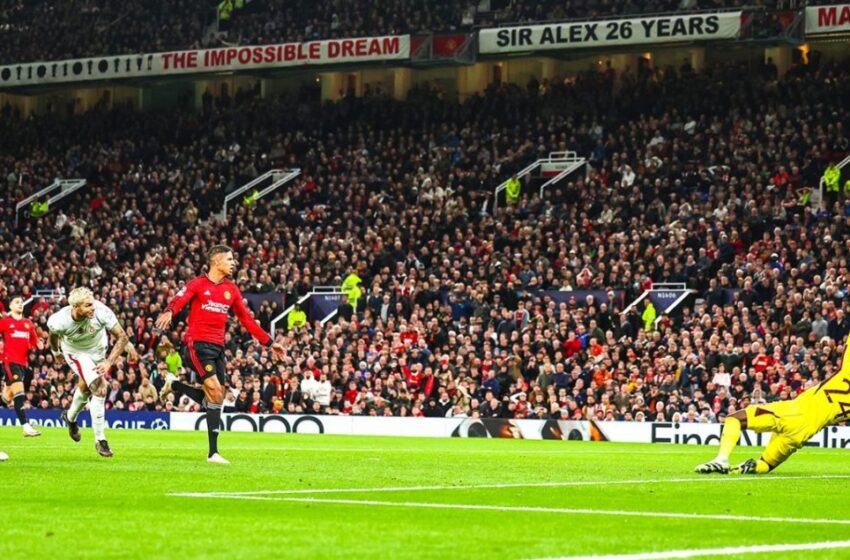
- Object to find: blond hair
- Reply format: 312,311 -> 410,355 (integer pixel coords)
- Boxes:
68,287 -> 94,307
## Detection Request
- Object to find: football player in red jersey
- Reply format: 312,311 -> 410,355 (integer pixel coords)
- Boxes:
0,296 -> 42,437
155,245 -> 284,464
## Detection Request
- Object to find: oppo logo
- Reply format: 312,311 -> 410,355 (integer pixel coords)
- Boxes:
193,413 -> 324,433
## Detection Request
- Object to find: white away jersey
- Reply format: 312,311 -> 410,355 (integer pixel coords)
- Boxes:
47,301 -> 118,360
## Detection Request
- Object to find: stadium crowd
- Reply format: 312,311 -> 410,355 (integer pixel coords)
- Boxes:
1,52 -> 850,426
0,0 -> 823,64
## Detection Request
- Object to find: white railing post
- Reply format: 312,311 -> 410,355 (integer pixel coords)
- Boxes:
219,168 -> 300,220
493,152 -> 586,210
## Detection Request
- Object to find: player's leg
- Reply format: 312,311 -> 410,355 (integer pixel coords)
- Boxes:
695,409 -> 749,473
1,377 -> 12,412
167,342 -> 209,405
63,376 -> 88,442
88,375 -> 113,458
732,401 -> 808,475
64,353 -> 100,444
163,376 -> 205,405
5,364 -> 39,436
202,372 -> 227,464
9,376 -> 39,436
733,434 -> 800,475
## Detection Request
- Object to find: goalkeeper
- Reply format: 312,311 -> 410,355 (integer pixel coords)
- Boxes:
696,334 -> 850,475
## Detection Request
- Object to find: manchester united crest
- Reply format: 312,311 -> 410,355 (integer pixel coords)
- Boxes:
224,291 -> 231,300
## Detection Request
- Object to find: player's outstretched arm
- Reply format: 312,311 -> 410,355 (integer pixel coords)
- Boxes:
98,323 -> 130,376
156,279 -> 198,331
230,289 -> 285,359
48,331 -> 65,366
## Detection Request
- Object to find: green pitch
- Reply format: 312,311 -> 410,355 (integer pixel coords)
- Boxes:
1,428 -> 850,560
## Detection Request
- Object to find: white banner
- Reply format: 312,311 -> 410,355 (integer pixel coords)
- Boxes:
592,421 -> 850,449
479,12 -> 742,54
158,413 -> 850,449
0,35 -> 410,88
169,413 -> 590,440
806,4 -> 850,35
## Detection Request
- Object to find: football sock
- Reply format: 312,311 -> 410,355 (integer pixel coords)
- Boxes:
754,459 -> 772,474
13,393 -> 27,425
206,402 -> 222,457
68,388 -> 89,423
90,396 -> 106,442
173,381 -> 205,404
716,417 -> 742,462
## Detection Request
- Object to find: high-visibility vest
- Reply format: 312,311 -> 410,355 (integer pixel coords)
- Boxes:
824,166 -> 840,192
30,200 -> 48,217
506,177 -> 521,203
218,0 -> 233,20
165,351 -> 182,374
642,303 -> 657,332
243,189 -> 259,207
288,309 -> 307,330
341,273 -> 362,308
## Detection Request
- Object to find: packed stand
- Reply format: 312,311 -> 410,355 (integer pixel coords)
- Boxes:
0,0 -> 213,65
1,55 -> 850,426
0,0 -> 813,65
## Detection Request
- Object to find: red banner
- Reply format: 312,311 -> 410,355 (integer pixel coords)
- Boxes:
433,34 -> 467,57
0,35 -> 411,88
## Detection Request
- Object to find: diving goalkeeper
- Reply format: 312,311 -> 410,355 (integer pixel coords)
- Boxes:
696,335 -> 850,475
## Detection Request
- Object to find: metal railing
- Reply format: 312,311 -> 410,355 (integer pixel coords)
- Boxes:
269,286 -> 344,338
538,158 -> 587,199
493,151 -> 586,210
15,178 -> 86,227
816,155 -> 850,211
622,283 -> 695,327
23,288 -> 65,310
217,168 -> 300,220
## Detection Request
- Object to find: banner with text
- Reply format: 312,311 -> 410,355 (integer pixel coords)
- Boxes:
6,411 -> 850,449
0,35 -> 410,88
806,4 -> 850,35
479,12 -> 742,54
169,413 -> 591,440
0,409 -> 170,430
168,413 -> 850,449
647,289 -> 689,315
591,421 -> 850,450
311,293 -> 347,323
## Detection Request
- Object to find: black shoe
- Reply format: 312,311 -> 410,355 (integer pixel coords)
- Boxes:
694,460 -> 729,474
62,411 -> 81,442
95,440 -> 113,458
731,458 -> 759,475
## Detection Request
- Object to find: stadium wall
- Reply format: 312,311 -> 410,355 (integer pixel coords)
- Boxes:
4,410 -> 850,449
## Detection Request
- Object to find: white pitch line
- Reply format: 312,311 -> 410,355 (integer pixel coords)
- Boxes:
168,474 -> 850,498
172,495 -> 850,527
533,539 -> 850,560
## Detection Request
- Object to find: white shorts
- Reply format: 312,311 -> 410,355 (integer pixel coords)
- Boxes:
64,353 -> 104,387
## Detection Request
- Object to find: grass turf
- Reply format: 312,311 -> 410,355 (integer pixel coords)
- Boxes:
1,427 -> 849,559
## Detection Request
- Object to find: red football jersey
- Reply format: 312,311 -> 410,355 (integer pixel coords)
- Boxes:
165,276 -> 271,347
0,315 -> 38,366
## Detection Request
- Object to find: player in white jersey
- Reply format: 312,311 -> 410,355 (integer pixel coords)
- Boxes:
47,287 -> 133,457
